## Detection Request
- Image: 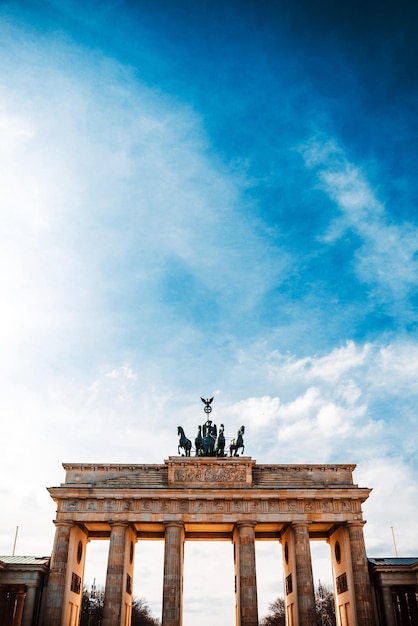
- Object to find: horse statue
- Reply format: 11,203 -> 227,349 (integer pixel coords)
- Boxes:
177,426 -> 192,456
229,425 -> 245,456
195,425 -> 204,456
195,421 -> 217,456
215,423 -> 226,457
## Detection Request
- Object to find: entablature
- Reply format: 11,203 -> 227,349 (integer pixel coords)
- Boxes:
58,458 -> 359,489
48,458 -> 370,537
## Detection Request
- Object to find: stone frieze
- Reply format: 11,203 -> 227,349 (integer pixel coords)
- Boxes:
172,466 -> 246,484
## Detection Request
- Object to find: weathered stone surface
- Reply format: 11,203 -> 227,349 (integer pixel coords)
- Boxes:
46,457 -> 373,626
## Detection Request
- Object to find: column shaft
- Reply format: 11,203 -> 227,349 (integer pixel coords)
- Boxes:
347,522 -> 375,626
102,523 -> 129,626
43,521 -> 73,626
292,522 -> 316,626
13,590 -> 26,626
234,522 -> 258,626
22,586 -> 38,626
162,522 -> 184,626
381,586 -> 395,626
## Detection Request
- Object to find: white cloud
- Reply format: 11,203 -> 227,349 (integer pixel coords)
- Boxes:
0,23 -> 290,392
275,341 -> 370,383
226,337 -> 418,465
359,458 -> 418,555
299,135 -> 418,310
277,386 -> 321,419
226,395 -> 281,428
336,379 -> 362,405
275,388 -> 372,460
378,342 -> 418,381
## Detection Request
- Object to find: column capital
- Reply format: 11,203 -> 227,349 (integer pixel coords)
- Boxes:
235,520 -> 257,529
291,520 -> 312,528
164,521 -> 184,529
108,521 -> 130,528
346,520 -> 366,528
53,520 -> 73,528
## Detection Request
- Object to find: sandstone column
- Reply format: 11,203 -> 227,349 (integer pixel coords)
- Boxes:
381,585 -> 395,626
234,521 -> 258,626
292,522 -> 316,626
21,585 -> 37,626
43,521 -> 73,626
162,522 -> 185,626
347,522 -> 375,625
102,522 -> 135,626
13,589 -> 26,626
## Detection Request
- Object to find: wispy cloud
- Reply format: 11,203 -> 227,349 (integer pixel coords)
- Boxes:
0,23 -> 290,383
273,340 -> 370,382
300,136 -> 418,314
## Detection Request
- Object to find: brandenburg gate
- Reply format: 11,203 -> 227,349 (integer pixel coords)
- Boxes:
43,457 -> 376,626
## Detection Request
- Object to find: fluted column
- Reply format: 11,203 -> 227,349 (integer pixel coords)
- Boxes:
13,589 -> 26,626
381,585 -> 395,626
162,522 -> 185,626
234,521 -> 258,626
102,522 -> 130,626
292,522 -> 316,626
347,522 -> 375,626
43,521 -> 73,626
21,585 -> 37,626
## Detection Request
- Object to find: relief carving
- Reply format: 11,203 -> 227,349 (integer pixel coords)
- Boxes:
71,572 -> 81,594
287,500 -> 297,512
173,466 -> 246,483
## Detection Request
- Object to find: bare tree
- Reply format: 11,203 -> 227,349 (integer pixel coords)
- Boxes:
260,597 -> 285,626
260,583 -> 336,626
80,586 -> 160,626
131,597 -> 161,626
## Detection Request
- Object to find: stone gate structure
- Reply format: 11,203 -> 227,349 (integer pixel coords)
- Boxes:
43,457 -> 376,626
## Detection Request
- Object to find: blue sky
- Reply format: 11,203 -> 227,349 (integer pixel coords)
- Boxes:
1,0 -> 418,623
